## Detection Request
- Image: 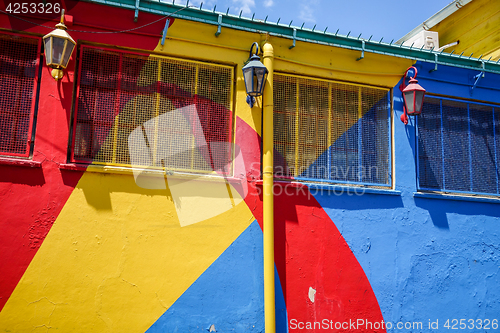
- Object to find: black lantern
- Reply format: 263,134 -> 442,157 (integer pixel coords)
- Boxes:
242,42 -> 268,107
400,66 -> 426,124
43,9 -> 76,80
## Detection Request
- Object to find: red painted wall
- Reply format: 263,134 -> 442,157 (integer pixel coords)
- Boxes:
0,0 -> 172,310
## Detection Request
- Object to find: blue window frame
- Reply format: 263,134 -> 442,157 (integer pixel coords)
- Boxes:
417,96 -> 500,196
273,74 -> 391,187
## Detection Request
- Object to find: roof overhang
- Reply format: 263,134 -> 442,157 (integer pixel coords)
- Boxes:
396,0 -> 474,44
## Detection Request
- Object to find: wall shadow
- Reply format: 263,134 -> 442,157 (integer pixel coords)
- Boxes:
311,189 -> 405,211
415,196 -> 500,230
0,165 -> 45,186
74,172 -> 174,211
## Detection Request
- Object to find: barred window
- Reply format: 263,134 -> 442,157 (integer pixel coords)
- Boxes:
72,46 -> 234,175
273,74 -> 390,186
418,96 -> 500,196
0,33 -> 41,157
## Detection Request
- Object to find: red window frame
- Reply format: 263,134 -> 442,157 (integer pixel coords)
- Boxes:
0,32 -> 41,158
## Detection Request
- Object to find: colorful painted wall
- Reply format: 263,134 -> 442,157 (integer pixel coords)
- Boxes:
1,1 -> 499,332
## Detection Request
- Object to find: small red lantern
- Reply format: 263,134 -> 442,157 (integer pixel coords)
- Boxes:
400,66 -> 426,124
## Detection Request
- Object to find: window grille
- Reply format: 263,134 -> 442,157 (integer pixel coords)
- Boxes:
273,74 -> 390,186
418,96 -> 500,196
0,33 -> 41,157
72,46 -> 234,175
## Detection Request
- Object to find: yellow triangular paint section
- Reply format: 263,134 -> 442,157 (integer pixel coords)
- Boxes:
0,171 -> 254,332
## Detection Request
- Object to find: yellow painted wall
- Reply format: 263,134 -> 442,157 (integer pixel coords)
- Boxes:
431,0 -> 500,60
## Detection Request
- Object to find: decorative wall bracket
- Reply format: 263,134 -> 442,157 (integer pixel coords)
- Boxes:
470,61 -> 485,96
356,40 -> 365,61
134,0 -> 140,22
215,14 -> 222,37
161,18 -> 170,46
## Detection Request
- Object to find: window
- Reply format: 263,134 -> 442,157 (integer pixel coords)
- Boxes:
273,74 -> 391,186
418,96 -> 500,196
72,45 -> 234,175
0,32 -> 41,157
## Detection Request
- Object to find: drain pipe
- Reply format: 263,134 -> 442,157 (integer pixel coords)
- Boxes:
262,41 -> 275,333
436,40 -> 460,52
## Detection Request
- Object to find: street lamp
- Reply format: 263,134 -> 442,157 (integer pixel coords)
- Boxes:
400,66 -> 426,124
242,42 -> 268,107
43,9 -> 76,80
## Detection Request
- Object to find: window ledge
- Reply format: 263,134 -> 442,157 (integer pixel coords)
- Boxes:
0,157 -> 42,168
59,163 -> 242,183
60,163 -> 170,175
414,192 -> 500,204
59,163 -> 89,171
253,179 -> 400,196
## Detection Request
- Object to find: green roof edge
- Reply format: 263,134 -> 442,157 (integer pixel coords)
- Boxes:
85,0 -> 500,75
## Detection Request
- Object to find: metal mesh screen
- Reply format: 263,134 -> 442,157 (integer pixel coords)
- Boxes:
274,74 -> 390,186
0,33 -> 40,157
418,96 -> 500,195
73,46 -> 234,175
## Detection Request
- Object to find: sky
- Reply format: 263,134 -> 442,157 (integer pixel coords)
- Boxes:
168,0 -> 455,43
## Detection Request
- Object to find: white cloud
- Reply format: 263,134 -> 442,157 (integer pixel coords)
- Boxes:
232,0 -> 255,16
263,0 -> 274,8
299,3 -> 316,24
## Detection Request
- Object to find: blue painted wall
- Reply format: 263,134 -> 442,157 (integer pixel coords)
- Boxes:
312,61 -> 500,331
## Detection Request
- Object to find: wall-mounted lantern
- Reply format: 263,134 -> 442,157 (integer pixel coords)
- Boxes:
400,66 -> 426,124
242,42 -> 268,107
43,9 -> 76,80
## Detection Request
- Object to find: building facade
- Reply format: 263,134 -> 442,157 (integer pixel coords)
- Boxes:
1,0 -> 499,332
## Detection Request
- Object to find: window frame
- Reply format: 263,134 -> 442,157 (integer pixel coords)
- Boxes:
273,72 -> 392,188
0,31 -> 42,159
416,94 -> 500,197
69,43 -> 236,176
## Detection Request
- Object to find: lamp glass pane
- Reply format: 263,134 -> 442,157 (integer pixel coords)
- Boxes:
243,67 -> 254,95
253,72 -> 259,93
44,37 -> 52,65
404,90 -> 415,114
52,37 -> 66,66
61,41 -> 75,68
414,90 -> 425,115
255,67 -> 267,94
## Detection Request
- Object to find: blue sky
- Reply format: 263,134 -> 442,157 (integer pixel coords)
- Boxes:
170,0 -> 454,43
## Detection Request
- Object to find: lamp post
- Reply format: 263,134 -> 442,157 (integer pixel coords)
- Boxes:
261,42 -> 275,333
242,42 -> 269,107
400,66 -> 426,124
242,42 -> 275,333
43,9 -> 76,80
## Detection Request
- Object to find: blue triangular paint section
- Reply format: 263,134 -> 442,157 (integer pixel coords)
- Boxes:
299,99 -> 388,184
146,220 -> 288,333
275,265 -> 288,333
